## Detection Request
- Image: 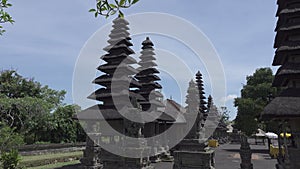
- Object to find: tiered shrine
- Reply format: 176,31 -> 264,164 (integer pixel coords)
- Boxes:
78,17 -> 153,169
78,16 -> 217,169
135,37 -> 174,162
261,0 -> 300,168
173,72 -> 215,169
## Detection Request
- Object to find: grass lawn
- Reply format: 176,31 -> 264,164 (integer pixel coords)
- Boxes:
27,160 -> 80,169
21,151 -> 83,162
19,151 -> 83,168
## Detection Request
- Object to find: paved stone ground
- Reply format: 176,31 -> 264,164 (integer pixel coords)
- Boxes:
153,139 -> 277,169
213,142 -> 277,169
59,139 -> 277,169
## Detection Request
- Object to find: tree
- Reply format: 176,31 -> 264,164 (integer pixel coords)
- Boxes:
0,70 -> 73,144
234,68 -> 280,136
0,122 -> 23,169
0,121 -> 23,152
0,70 -> 86,144
220,106 -> 230,125
0,70 -> 66,108
0,0 -> 14,35
50,105 -> 84,143
90,0 -> 140,18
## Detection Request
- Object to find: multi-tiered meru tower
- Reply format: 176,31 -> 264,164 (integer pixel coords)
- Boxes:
135,37 -> 174,162
173,73 -> 215,169
196,71 -> 208,126
79,17 -> 152,169
261,0 -> 300,168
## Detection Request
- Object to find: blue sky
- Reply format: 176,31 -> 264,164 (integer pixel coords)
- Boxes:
0,0 -> 278,120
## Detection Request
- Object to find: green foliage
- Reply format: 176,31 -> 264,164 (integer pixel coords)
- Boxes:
220,106 -> 230,125
0,70 -> 66,108
0,149 -> 21,169
0,122 -> 24,152
0,97 -> 52,132
0,70 -> 85,144
0,0 -> 14,35
234,68 -> 279,136
50,105 -> 85,143
90,0 -> 140,18
0,122 -> 23,169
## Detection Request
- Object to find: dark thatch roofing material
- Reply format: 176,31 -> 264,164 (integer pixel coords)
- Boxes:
76,105 -> 170,123
276,0 -> 300,16
279,8 -> 300,15
75,105 -> 123,121
274,30 -> 300,48
273,63 -> 300,86
273,47 -> 300,65
261,97 -> 300,120
279,88 -> 300,97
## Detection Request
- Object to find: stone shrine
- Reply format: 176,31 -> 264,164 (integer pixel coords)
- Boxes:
173,73 -> 215,169
135,37 -> 174,162
239,135 -> 253,169
77,17 -> 153,169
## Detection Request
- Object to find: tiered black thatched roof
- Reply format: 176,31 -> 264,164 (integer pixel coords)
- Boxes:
195,71 -> 208,121
207,95 -> 213,113
78,17 -> 142,121
135,37 -> 174,122
135,37 -> 164,110
88,17 -> 140,109
261,0 -> 300,119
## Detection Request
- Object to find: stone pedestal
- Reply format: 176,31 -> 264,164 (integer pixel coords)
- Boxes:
81,136 -> 103,169
101,148 -> 153,169
100,136 -> 153,169
240,136 -> 253,169
173,150 -> 215,169
173,139 -> 215,169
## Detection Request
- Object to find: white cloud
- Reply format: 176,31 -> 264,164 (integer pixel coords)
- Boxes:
221,94 -> 238,103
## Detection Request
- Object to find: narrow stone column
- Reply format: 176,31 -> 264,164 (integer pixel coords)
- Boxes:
240,135 -> 253,169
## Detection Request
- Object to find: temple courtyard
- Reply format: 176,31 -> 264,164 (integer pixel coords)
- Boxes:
59,139 -> 277,169
156,140 -> 276,169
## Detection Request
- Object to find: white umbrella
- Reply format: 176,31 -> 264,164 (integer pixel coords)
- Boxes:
265,132 -> 278,139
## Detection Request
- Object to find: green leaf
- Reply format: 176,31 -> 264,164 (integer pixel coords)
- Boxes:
119,0 -> 126,6
109,4 -> 117,8
89,8 -> 96,12
94,12 -> 98,18
101,6 -> 107,11
110,10 -> 117,16
132,0 -> 139,4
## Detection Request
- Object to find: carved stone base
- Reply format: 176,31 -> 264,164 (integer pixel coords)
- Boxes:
173,150 -> 215,169
101,148 -> 153,169
81,136 -> 102,169
175,139 -> 210,152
